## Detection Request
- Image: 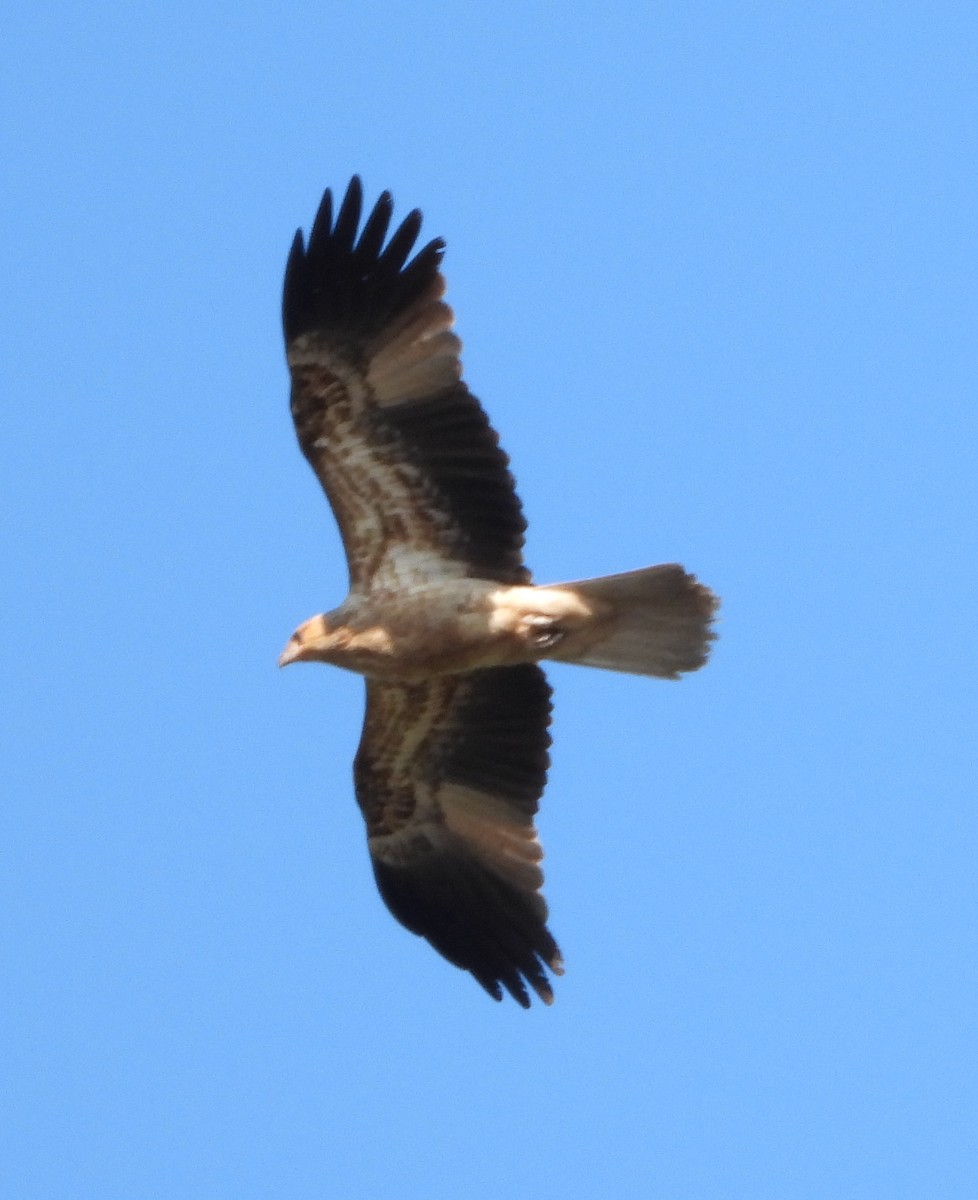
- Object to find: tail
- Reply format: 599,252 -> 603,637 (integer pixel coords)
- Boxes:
545,564 -> 718,679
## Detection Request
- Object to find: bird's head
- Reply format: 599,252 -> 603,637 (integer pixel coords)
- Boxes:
278,614 -> 341,667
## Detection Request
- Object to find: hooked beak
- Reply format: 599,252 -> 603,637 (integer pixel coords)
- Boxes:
278,637 -> 307,668
278,615 -> 328,667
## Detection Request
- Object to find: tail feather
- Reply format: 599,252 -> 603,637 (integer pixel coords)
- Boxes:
546,564 -> 718,679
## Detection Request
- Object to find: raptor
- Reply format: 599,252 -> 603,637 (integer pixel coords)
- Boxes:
279,178 -> 718,1006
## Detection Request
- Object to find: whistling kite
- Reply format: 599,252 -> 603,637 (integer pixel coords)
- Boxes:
279,178 -> 717,1006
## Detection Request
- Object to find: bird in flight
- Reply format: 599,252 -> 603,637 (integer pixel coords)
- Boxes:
279,178 -> 717,1007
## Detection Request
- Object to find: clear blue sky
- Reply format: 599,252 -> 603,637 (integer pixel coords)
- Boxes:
4,3 -> 976,1197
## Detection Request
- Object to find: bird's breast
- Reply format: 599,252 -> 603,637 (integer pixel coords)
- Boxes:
324,582 -> 520,681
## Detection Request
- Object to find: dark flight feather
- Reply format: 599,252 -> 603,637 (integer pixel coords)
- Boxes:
356,666 -> 561,1007
283,177 -> 529,588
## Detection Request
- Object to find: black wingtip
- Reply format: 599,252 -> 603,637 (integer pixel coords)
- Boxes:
281,229 -> 306,334
372,851 -> 562,1009
331,176 -> 363,252
282,177 -> 446,346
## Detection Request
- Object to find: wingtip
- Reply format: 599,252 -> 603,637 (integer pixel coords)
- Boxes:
531,976 -> 556,1007
282,229 -> 307,342
282,178 -> 445,345
482,974 -> 554,1009
333,176 -> 364,249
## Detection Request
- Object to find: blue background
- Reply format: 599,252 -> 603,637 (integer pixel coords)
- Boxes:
4,3 -> 976,1197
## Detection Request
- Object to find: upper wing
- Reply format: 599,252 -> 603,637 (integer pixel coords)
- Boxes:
283,178 -> 529,591
354,664 -> 562,1007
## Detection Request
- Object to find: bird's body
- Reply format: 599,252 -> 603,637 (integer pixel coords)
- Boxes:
281,579 -> 600,681
279,178 -> 718,1006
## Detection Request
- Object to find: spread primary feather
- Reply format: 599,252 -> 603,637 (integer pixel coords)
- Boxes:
279,177 -> 718,1007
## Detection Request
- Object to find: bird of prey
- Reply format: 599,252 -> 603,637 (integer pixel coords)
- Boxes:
279,178 -> 717,1007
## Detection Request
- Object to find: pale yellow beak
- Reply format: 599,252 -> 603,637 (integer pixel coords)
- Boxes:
278,615 -> 328,667
278,636 -> 307,668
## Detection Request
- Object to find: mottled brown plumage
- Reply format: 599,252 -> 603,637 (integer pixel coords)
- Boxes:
279,178 -> 718,1006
